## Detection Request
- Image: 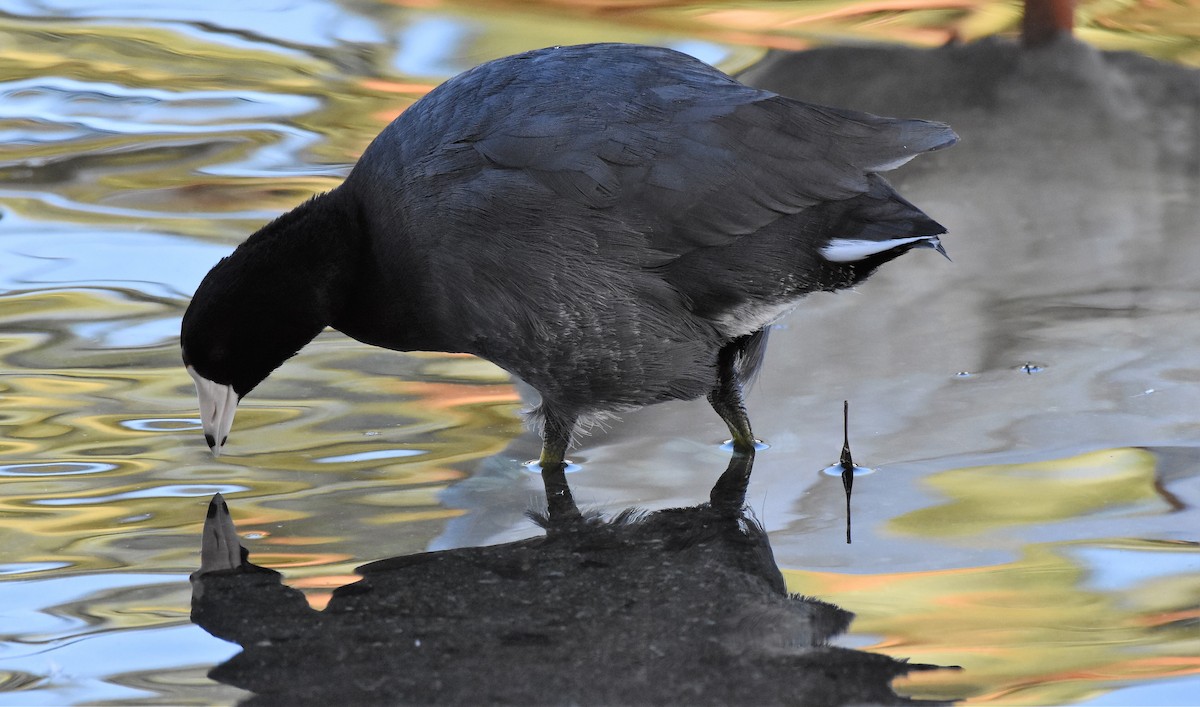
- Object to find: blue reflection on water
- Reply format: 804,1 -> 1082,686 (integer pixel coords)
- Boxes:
820,463 -> 875,477
3,225 -> 231,301
1072,546 -> 1200,592
117,418 -> 201,432
394,16 -> 476,78
0,77 -> 321,126
667,39 -> 733,67
0,580 -> 240,703
71,318 -> 188,349
522,460 -> 583,474
0,562 -> 73,576
1079,675 -> 1200,706
0,575 -> 241,703
315,448 -> 426,464
7,0 -> 381,50
0,462 -> 117,477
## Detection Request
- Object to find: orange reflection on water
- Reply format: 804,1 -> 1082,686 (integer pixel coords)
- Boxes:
369,507 -> 469,524
698,0 -> 973,43
291,574 -> 365,610
391,380 -> 523,411
411,0 -> 1200,64
785,540 -> 1200,705
248,552 -> 357,570
359,79 -> 438,94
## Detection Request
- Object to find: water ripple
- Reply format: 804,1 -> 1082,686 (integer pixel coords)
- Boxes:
0,461 -> 118,477
1,225 -> 232,299
0,76 -> 321,126
32,483 -> 248,506
117,417 -> 201,433
0,561 -> 73,576
16,0 -> 385,50
314,448 -> 426,464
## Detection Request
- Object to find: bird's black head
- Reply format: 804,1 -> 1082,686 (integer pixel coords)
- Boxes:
181,258 -> 302,400
181,192 -> 357,457
181,193 -> 355,399
181,295 -> 271,400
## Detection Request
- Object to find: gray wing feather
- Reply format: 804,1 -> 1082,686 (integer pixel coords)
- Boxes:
469,79 -> 954,253
385,44 -> 957,254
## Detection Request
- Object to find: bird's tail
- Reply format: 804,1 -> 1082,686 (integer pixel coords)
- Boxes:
809,104 -> 959,173
817,174 -> 949,266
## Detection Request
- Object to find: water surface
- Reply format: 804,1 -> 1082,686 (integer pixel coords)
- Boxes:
2,0 -> 1199,704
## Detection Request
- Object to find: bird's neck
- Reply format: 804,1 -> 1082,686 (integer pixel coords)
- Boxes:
258,182 -> 445,356
325,187 -> 449,355
232,188 -> 363,347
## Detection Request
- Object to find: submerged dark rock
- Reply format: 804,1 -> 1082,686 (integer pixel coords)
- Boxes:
192,458 -> 956,705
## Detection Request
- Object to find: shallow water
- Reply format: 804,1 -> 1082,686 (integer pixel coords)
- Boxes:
3,0 -> 1200,704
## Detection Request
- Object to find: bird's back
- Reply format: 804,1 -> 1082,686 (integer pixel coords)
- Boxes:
357,43 -> 954,250
341,43 -> 956,415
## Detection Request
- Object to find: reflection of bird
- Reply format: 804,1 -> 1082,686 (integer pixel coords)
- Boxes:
190,462 -> 956,704
181,43 -> 956,470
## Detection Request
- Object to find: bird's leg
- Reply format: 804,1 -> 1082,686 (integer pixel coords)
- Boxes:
707,342 -> 756,456
539,410 -> 581,524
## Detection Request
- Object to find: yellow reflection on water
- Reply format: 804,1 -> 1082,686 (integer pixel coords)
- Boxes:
785,447 -> 1200,705
892,448 -> 1165,537
0,327 -> 524,580
787,542 -> 1200,704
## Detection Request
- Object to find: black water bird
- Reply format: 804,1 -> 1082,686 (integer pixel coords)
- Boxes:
181,43 -> 956,469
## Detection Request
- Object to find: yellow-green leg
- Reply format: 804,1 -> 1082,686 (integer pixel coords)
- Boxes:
539,411 -> 581,524
707,342 -> 756,455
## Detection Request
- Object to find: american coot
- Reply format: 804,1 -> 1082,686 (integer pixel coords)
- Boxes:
182,43 -> 956,471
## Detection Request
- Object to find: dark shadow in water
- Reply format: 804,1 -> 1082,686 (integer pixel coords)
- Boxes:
191,453 -> 959,705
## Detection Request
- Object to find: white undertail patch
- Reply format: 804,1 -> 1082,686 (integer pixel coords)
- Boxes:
820,236 -> 936,263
